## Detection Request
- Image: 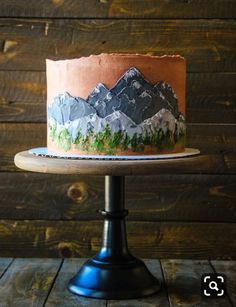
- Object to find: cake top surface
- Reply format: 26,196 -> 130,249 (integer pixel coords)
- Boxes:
47,53 -> 185,63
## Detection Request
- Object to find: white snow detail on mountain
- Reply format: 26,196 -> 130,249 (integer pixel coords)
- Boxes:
123,67 -> 141,81
176,113 -> 186,135
131,80 -> 142,89
141,109 -> 177,134
106,92 -> 113,101
159,81 -> 178,99
159,92 -> 165,100
103,111 -> 142,137
140,91 -> 152,99
93,83 -> 105,94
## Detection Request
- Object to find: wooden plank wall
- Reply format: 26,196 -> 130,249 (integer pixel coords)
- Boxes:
0,1 -> 235,259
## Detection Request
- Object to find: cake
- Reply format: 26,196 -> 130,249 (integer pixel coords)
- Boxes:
46,53 -> 186,155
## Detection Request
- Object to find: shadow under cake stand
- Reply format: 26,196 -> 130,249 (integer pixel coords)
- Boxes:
14,148 -> 200,300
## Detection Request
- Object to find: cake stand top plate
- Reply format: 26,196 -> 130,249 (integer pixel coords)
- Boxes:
14,148 -> 202,176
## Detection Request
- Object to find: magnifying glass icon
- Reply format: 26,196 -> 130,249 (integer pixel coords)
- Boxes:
209,281 -> 219,291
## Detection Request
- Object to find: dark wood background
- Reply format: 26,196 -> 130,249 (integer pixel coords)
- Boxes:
0,1 -> 235,259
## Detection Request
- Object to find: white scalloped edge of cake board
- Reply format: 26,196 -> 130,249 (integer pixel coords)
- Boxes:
28,147 -> 200,160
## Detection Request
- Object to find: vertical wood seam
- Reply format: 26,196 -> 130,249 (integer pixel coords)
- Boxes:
42,258 -> 64,307
0,258 -> 14,280
159,259 -> 171,307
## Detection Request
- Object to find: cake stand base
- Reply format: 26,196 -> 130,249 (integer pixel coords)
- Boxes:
68,256 -> 160,299
67,176 -> 160,299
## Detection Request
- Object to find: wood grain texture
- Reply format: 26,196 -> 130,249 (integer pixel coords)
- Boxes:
0,123 -> 47,172
0,70 -> 46,122
1,259 -> 236,307
45,258 -> 106,306
107,259 -> 169,306
211,260 -> 236,306
1,259 -> 236,306
0,19 -> 235,72
0,258 -> 13,278
1,71 -> 235,124
161,260 -> 232,306
0,0 -> 235,18
15,150 -> 226,177
0,258 -> 61,307
0,221 -> 235,259
224,153 -> 236,173
14,150 -> 226,177
0,173 -> 235,222
186,73 -> 236,124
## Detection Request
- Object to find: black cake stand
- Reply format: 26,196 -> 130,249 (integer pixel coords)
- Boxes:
14,148 -> 200,300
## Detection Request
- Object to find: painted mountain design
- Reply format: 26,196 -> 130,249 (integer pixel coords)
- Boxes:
48,67 -> 186,153
48,92 -> 96,125
86,67 -> 180,124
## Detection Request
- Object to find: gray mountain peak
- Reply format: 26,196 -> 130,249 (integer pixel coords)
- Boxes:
86,67 -> 180,124
123,67 -> 141,80
48,91 -> 96,125
87,83 -> 109,106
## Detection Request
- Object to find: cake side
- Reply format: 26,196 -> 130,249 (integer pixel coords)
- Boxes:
46,55 -> 186,156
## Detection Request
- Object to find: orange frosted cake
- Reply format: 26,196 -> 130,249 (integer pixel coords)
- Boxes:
46,53 -> 186,155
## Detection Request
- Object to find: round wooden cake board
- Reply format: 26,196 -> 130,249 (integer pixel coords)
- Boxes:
15,147 -> 200,175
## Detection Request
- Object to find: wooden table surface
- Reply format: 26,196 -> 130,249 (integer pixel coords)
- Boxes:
0,258 -> 235,306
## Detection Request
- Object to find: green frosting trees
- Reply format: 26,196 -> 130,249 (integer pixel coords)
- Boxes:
49,124 -> 185,154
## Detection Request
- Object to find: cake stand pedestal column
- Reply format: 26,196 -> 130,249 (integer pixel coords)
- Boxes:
68,175 -> 160,299
14,148 -> 201,300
